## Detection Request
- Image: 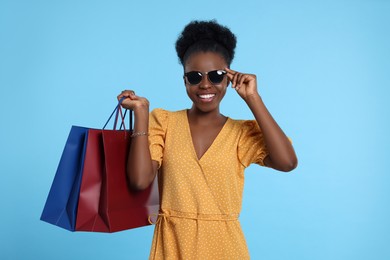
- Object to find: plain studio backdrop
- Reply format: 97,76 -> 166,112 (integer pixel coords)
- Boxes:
1,0 -> 389,259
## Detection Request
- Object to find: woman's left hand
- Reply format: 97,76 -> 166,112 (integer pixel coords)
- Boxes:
225,67 -> 259,101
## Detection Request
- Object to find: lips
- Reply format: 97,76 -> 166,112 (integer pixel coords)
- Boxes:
197,93 -> 216,102
198,94 -> 215,99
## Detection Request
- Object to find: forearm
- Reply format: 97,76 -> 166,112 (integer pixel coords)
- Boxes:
245,94 -> 298,171
127,107 -> 156,190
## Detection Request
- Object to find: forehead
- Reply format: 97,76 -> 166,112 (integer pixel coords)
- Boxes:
184,52 -> 228,72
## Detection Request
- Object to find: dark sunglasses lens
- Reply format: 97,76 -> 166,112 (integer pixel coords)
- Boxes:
208,70 -> 225,84
186,72 -> 202,85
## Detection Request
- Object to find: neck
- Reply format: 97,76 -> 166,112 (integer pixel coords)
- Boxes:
187,106 -> 224,125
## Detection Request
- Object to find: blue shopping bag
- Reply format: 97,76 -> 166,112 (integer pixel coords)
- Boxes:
40,126 -> 89,231
41,97 -> 138,232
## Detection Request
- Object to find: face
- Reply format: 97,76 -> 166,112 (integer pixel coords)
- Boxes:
184,52 -> 229,113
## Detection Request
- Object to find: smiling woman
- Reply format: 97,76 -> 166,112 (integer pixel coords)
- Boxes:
117,20 -> 298,259
184,52 -> 229,115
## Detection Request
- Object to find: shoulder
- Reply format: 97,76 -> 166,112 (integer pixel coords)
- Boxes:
150,108 -> 168,116
227,118 -> 263,141
229,118 -> 260,132
150,108 -> 187,123
150,108 -> 170,120
150,108 -> 187,117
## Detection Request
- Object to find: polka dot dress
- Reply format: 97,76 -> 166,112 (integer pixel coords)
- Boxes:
148,109 -> 269,260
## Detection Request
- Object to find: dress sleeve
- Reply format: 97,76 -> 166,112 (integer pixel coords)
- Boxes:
148,108 -> 168,169
237,120 -> 269,168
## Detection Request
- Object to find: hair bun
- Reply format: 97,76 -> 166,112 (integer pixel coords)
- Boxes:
175,20 -> 237,65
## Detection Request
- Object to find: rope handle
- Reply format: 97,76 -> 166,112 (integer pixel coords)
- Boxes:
102,96 -> 133,131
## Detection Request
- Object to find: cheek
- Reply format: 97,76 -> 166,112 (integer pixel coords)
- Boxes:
221,87 -> 227,97
218,85 -> 227,99
185,86 -> 195,99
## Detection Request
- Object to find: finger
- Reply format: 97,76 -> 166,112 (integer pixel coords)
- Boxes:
123,90 -> 135,96
224,68 -> 237,80
236,73 -> 247,91
225,72 -> 234,81
117,90 -> 136,100
238,74 -> 250,86
235,80 -> 241,90
232,72 -> 240,88
120,99 -> 137,110
225,67 -> 238,74
120,95 -> 143,109
236,73 -> 245,87
230,72 -> 236,87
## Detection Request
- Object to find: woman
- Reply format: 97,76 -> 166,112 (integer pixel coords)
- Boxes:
118,20 -> 297,260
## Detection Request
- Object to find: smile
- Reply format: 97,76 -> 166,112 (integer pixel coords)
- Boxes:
197,94 -> 216,102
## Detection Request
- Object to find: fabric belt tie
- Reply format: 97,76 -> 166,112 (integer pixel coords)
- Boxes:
149,210 -> 239,259
149,210 -> 239,224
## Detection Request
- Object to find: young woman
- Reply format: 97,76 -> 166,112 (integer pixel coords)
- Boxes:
118,20 -> 297,260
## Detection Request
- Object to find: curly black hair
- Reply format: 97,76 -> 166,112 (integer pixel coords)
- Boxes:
175,20 -> 237,66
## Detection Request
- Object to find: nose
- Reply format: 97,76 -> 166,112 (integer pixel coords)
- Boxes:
199,75 -> 211,89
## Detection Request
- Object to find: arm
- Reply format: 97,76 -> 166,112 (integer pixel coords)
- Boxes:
225,68 -> 298,172
117,90 -> 159,190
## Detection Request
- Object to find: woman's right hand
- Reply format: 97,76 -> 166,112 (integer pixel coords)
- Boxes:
117,90 -> 149,111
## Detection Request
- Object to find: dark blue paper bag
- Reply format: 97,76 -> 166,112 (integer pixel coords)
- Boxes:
40,126 -> 89,231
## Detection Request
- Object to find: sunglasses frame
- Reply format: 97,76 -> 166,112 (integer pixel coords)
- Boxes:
184,70 -> 227,85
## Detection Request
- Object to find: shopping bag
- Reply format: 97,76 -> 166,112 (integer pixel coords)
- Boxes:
42,98 -> 159,232
74,101 -> 125,232
40,126 -> 89,231
75,102 -> 159,232
100,129 -> 159,232
74,129 -> 109,232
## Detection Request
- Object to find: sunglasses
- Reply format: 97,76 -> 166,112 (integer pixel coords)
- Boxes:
184,70 -> 227,85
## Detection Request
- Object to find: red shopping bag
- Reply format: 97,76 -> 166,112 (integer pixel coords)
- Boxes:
100,130 -> 159,232
75,129 -> 108,232
75,101 -> 159,233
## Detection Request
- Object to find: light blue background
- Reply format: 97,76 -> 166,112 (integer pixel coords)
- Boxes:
1,0 -> 389,259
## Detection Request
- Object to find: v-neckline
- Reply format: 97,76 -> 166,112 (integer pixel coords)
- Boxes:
184,110 -> 230,162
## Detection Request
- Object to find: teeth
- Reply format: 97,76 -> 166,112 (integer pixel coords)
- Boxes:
199,94 -> 215,99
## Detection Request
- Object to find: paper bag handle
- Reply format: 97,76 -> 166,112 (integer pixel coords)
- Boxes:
102,97 -> 133,131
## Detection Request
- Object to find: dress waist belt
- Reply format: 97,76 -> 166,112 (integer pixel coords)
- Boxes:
149,209 -> 239,224
149,209 -> 240,259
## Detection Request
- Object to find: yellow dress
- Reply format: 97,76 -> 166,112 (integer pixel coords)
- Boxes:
148,108 -> 269,260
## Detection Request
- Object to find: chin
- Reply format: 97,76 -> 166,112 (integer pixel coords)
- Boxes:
187,92 -> 224,114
